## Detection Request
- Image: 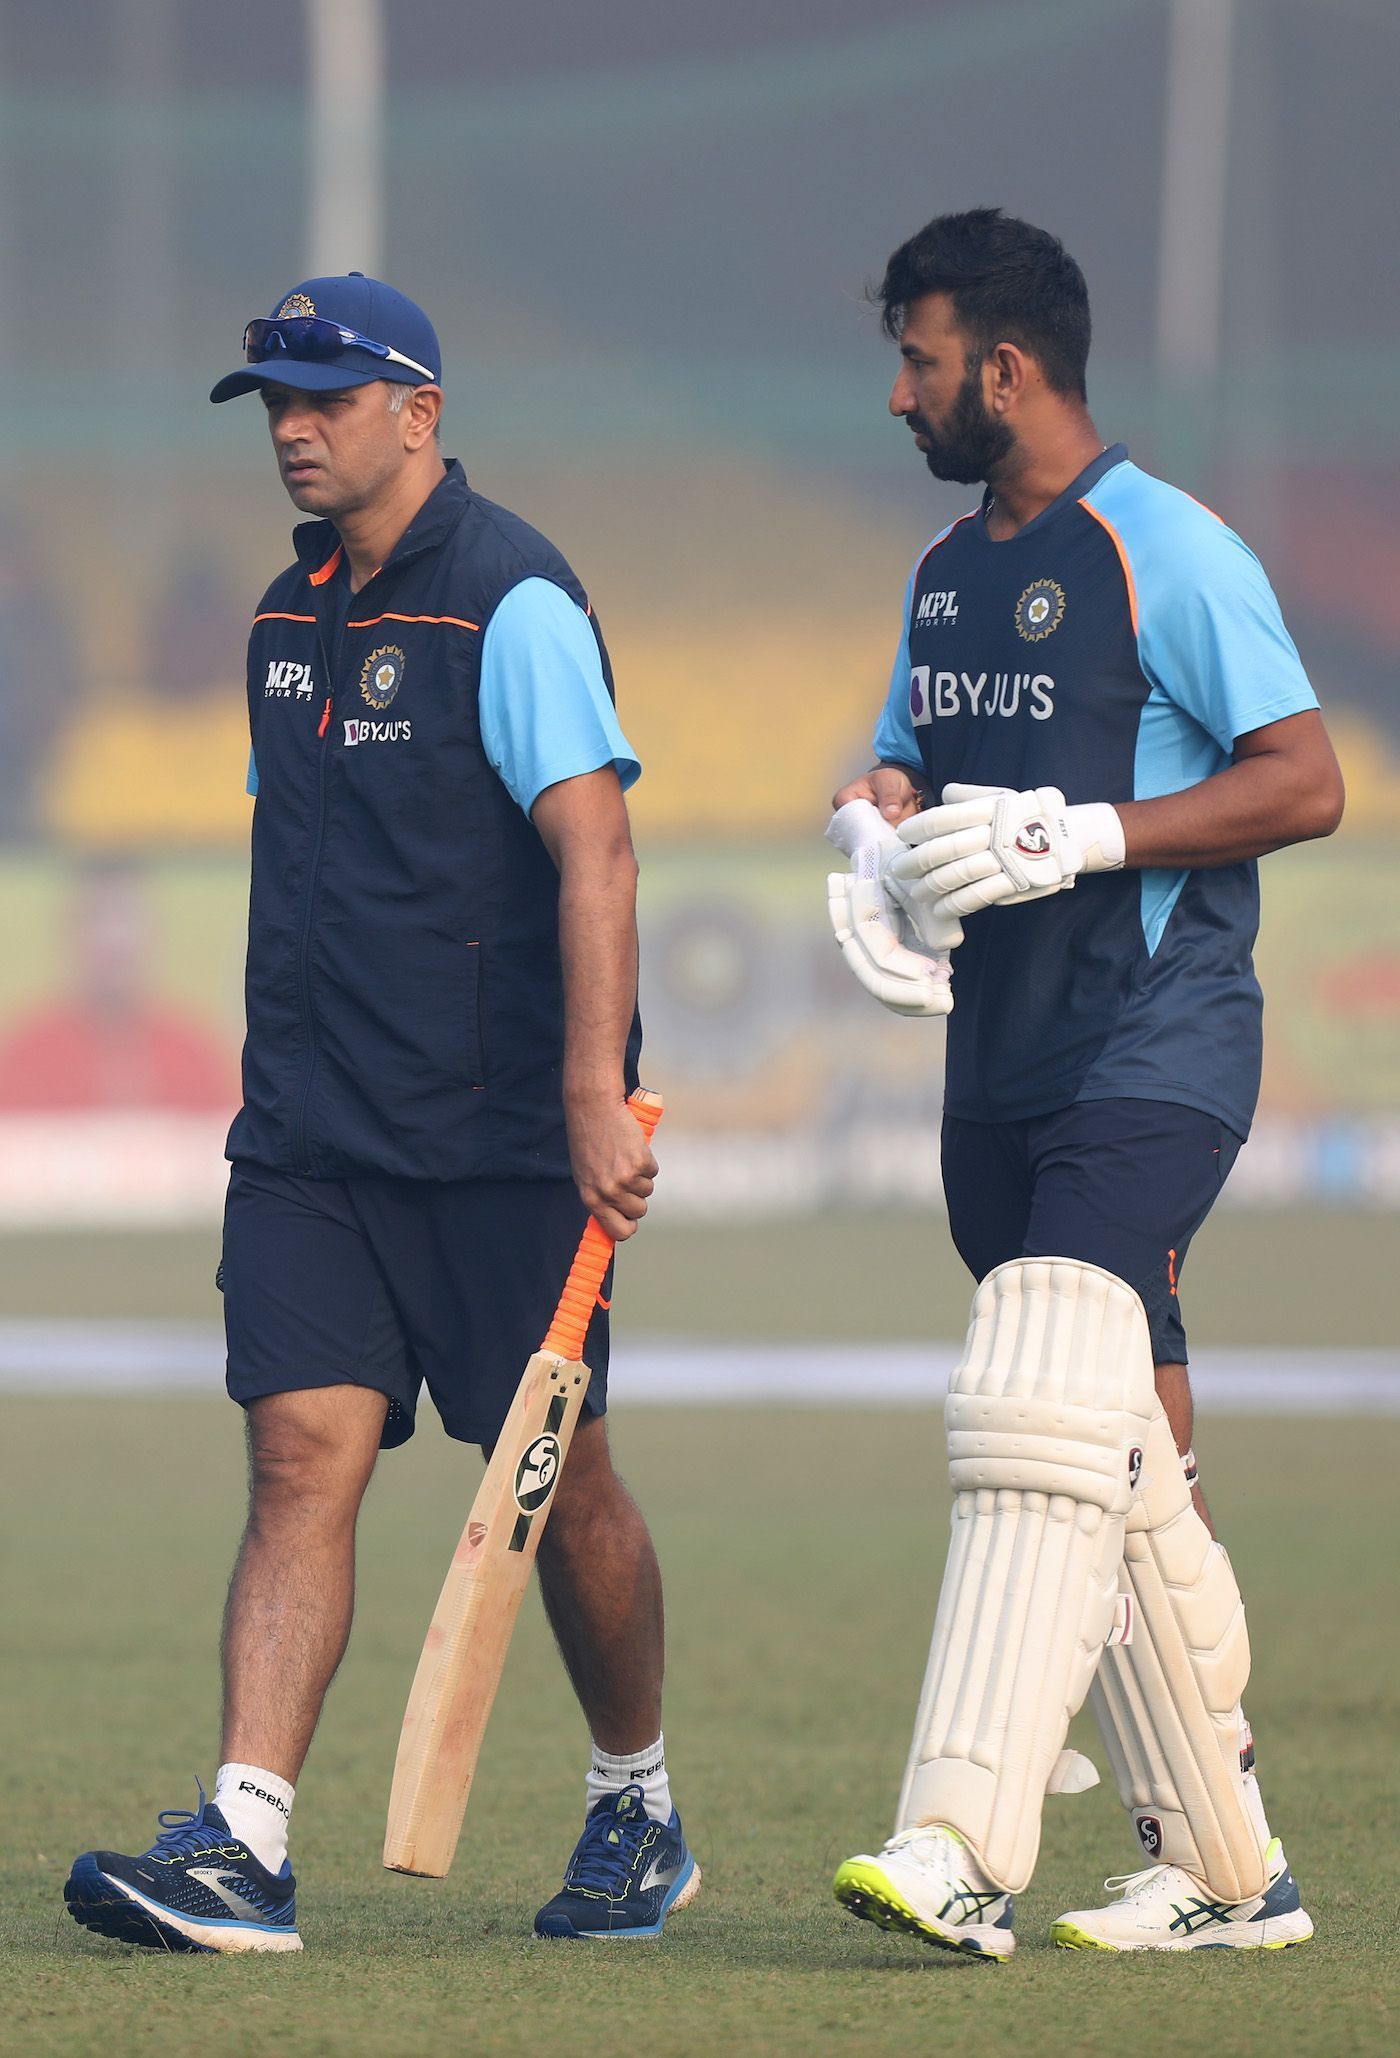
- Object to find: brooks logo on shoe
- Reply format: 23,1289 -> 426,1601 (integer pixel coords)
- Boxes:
187,1868 -> 281,1924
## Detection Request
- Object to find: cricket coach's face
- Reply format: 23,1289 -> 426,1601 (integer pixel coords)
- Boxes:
209,272 -> 444,521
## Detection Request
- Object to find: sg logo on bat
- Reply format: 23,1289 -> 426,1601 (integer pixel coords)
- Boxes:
514,1434 -> 562,1514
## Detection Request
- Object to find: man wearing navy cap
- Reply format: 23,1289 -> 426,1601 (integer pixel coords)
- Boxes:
65,276 -> 698,1951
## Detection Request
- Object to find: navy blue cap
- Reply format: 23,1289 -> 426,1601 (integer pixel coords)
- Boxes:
210,273 -> 442,403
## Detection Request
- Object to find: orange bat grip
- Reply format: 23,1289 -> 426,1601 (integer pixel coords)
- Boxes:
541,1090 -> 662,1361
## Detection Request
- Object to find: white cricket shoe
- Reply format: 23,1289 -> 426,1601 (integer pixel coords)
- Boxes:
833,1824 -> 1014,1961
1051,1837 -> 1313,1952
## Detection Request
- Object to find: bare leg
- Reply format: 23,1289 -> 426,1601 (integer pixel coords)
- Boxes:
220,1385 -> 388,1782
533,1415 -> 665,1753
1154,1360 -> 1214,1537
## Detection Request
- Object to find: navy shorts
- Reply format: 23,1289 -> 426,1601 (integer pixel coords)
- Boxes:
941,1098 -> 1243,1365
221,1161 -> 612,1449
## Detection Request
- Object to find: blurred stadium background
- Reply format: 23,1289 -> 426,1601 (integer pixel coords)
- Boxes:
0,0 -> 1396,1363
4,8 -> 1399,2053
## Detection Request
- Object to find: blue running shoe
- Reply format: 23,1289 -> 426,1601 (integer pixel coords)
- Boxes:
534,1783 -> 700,1939
64,1785 -> 301,1954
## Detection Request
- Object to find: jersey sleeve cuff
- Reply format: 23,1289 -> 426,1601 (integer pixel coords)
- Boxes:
518,748 -> 641,815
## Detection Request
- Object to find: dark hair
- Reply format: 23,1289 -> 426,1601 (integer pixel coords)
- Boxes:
875,207 -> 1091,400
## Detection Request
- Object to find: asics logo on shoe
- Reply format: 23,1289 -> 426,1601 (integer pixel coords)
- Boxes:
640,1854 -> 684,1894
937,1884 -> 1005,1924
1168,1896 -> 1234,1935
187,1869 -> 278,1923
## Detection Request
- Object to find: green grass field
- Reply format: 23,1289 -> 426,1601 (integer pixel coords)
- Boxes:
2,1398 -> 1396,2057
1,1206 -> 1396,1343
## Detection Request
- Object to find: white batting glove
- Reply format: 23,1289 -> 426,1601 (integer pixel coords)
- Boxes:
825,799 -> 960,1017
888,782 -> 1125,920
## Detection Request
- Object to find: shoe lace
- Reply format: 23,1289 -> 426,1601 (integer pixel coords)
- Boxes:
885,1824 -> 955,1859
565,1785 -> 654,1893
1102,1863 -> 1168,1899
150,1781 -> 233,1858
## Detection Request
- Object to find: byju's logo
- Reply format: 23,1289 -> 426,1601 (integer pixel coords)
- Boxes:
909,667 -> 1056,725
343,718 -> 412,746
915,589 -> 959,625
264,660 -> 315,699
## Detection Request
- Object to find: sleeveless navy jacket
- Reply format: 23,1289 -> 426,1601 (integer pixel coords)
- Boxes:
229,460 -> 641,1182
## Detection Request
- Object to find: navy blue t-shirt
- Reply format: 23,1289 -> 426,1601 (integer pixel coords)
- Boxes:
873,446 -> 1319,1136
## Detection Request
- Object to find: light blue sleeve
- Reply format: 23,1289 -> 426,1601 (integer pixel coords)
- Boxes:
1088,468 -> 1319,752
247,748 -> 258,797
871,564 -> 921,768
479,578 -> 640,814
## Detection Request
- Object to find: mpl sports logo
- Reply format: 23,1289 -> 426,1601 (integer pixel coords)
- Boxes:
915,588 -> 959,625
343,718 -> 412,746
264,660 -> 315,699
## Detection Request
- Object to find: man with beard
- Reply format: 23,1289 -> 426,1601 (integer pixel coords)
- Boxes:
825,210 -> 1342,1956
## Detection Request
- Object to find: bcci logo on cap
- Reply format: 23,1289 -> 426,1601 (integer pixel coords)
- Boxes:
514,1434 -> 562,1514
360,644 -> 406,710
277,292 -> 316,318
1015,579 -> 1065,642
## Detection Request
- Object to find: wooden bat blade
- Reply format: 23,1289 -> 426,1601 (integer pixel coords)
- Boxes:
383,1348 -> 589,1877
384,1086 -> 662,1879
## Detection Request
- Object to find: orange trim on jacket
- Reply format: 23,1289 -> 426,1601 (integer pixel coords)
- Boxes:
345,610 -> 481,632
308,543 -> 344,586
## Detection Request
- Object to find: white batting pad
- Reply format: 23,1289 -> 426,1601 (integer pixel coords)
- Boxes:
896,1259 -> 1156,1893
1088,1401 -> 1269,1903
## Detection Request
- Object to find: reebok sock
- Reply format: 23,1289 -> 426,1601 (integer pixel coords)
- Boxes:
586,1734 -> 673,1825
213,1763 -> 295,1874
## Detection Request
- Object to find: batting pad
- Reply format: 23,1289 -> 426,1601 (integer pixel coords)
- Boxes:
896,1259 -> 1156,1893
1089,1400 -> 1269,1903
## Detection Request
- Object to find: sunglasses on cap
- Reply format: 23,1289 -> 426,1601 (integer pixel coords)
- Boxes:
243,316 -> 435,383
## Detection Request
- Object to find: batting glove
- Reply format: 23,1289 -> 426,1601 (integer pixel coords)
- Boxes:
888,783 -> 1125,920
826,799 -> 961,1017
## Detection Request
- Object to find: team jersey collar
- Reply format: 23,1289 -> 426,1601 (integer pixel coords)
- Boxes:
290,457 -> 471,584
976,441 -> 1128,542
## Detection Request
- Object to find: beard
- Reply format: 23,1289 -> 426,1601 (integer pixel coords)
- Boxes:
910,359 -> 1015,484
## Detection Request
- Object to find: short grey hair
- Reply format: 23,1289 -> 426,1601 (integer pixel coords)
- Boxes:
385,379 -> 442,441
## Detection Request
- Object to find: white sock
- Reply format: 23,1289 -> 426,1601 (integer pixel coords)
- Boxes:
586,1734 -> 672,1825
213,1762 -> 295,1873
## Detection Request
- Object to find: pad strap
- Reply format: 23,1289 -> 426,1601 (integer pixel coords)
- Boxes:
1088,1402 -> 1269,1902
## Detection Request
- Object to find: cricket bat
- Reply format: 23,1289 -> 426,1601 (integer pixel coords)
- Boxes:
382,1087 -> 663,1878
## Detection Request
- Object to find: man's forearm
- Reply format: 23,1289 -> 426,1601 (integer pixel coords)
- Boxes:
1119,749 -> 1344,870
558,843 -> 639,1104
